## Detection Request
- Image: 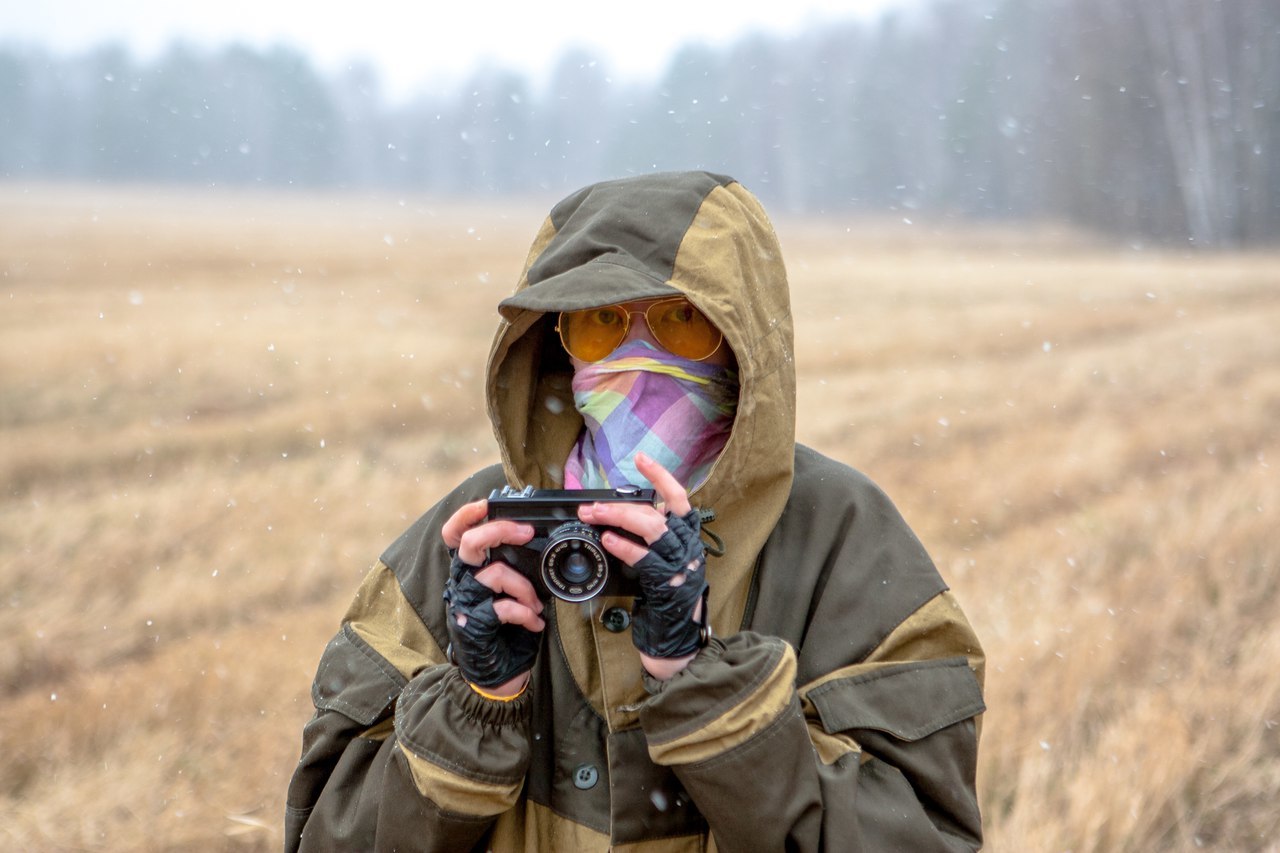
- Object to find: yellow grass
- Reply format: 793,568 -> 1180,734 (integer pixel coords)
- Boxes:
2,184 -> 1277,851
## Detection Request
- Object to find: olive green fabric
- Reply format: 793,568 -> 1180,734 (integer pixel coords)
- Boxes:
284,172 -> 986,852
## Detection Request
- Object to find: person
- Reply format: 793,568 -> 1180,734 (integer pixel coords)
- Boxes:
284,171 -> 986,851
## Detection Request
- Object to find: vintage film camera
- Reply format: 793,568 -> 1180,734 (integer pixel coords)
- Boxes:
485,484 -> 655,602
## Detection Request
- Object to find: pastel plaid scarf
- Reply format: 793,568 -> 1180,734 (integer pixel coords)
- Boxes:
564,340 -> 738,491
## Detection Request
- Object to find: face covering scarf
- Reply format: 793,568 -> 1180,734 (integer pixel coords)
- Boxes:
564,339 -> 738,491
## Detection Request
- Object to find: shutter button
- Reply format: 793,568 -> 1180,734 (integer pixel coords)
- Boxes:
572,763 -> 599,789
601,606 -> 631,633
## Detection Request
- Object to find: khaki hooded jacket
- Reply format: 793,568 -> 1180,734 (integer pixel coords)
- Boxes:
285,172 -> 986,851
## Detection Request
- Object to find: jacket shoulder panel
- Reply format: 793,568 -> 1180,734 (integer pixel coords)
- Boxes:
749,445 -> 948,682
311,622 -> 408,726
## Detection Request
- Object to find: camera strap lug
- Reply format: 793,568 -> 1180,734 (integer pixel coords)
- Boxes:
695,507 -> 725,557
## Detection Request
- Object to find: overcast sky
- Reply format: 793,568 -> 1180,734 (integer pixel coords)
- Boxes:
3,0 -> 916,101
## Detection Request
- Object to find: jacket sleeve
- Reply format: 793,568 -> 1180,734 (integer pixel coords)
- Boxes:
638,590 -> 985,852
284,467 -> 531,852
283,566 -> 535,852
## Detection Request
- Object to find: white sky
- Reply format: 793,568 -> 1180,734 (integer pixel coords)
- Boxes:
3,0 -> 915,101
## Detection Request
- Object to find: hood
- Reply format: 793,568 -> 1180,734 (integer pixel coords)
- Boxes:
486,171 -> 796,634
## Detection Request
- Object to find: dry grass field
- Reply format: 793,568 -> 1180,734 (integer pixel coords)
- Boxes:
1,183 -> 1277,852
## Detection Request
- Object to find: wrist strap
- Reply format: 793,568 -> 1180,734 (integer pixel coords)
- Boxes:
468,679 -> 528,702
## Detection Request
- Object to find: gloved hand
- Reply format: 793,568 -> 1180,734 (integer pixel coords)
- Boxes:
576,452 -> 711,673
443,553 -> 543,689
629,508 -> 709,659
440,500 -> 544,692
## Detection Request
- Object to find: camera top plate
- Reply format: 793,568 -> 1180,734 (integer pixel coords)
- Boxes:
486,485 -> 657,524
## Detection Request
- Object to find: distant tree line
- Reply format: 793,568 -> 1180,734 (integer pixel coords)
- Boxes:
1,0 -> 1276,247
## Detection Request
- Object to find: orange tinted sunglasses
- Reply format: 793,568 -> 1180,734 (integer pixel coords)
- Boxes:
557,297 -> 723,363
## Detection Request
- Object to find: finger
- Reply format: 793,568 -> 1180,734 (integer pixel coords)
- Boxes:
474,563 -> 544,614
492,598 -> 546,632
600,529 -> 651,567
579,500 -> 668,545
441,499 -> 489,550
635,452 -> 692,516
457,519 -> 536,567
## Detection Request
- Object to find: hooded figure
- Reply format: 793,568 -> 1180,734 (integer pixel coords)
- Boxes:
286,172 -> 986,851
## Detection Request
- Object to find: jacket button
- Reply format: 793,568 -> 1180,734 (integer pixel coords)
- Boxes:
601,606 -> 631,633
572,763 -> 599,790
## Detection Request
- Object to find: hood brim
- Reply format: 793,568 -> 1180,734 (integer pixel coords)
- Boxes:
497,260 -> 683,320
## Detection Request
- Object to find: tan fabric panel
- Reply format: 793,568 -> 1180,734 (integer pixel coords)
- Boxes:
615,832 -> 708,852
485,212 -> 572,489
805,718 -> 863,766
488,799 -> 707,853
488,799 -> 609,852
868,590 -> 986,687
344,560 -> 444,680
647,641 -> 797,766
552,595 -> 649,728
486,307 -> 579,491
668,182 -> 796,638
587,597 -> 648,730
398,743 -> 524,818
513,214 -> 558,293
357,716 -> 395,742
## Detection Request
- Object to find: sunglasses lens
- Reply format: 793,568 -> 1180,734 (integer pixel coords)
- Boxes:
560,307 -> 628,362
648,300 -> 721,360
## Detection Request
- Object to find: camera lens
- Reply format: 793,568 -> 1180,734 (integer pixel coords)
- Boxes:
559,547 -> 595,586
542,522 -> 609,602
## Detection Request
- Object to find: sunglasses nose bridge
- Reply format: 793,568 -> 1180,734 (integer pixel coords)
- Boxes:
616,307 -> 661,349
607,305 -> 665,342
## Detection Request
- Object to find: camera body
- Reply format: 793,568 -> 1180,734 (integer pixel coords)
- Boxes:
486,484 -> 655,602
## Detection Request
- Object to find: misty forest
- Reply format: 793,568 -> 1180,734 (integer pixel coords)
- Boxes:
2,0 -> 1278,249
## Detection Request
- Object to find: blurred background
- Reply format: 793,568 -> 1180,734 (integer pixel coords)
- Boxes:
3,0 -> 1278,248
2,1 -> 1279,851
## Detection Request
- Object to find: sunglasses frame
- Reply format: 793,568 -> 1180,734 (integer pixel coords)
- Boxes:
556,296 -> 724,363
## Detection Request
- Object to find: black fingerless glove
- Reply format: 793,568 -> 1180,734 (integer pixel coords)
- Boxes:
442,552 -> 541,688
630,509 -> 710,659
